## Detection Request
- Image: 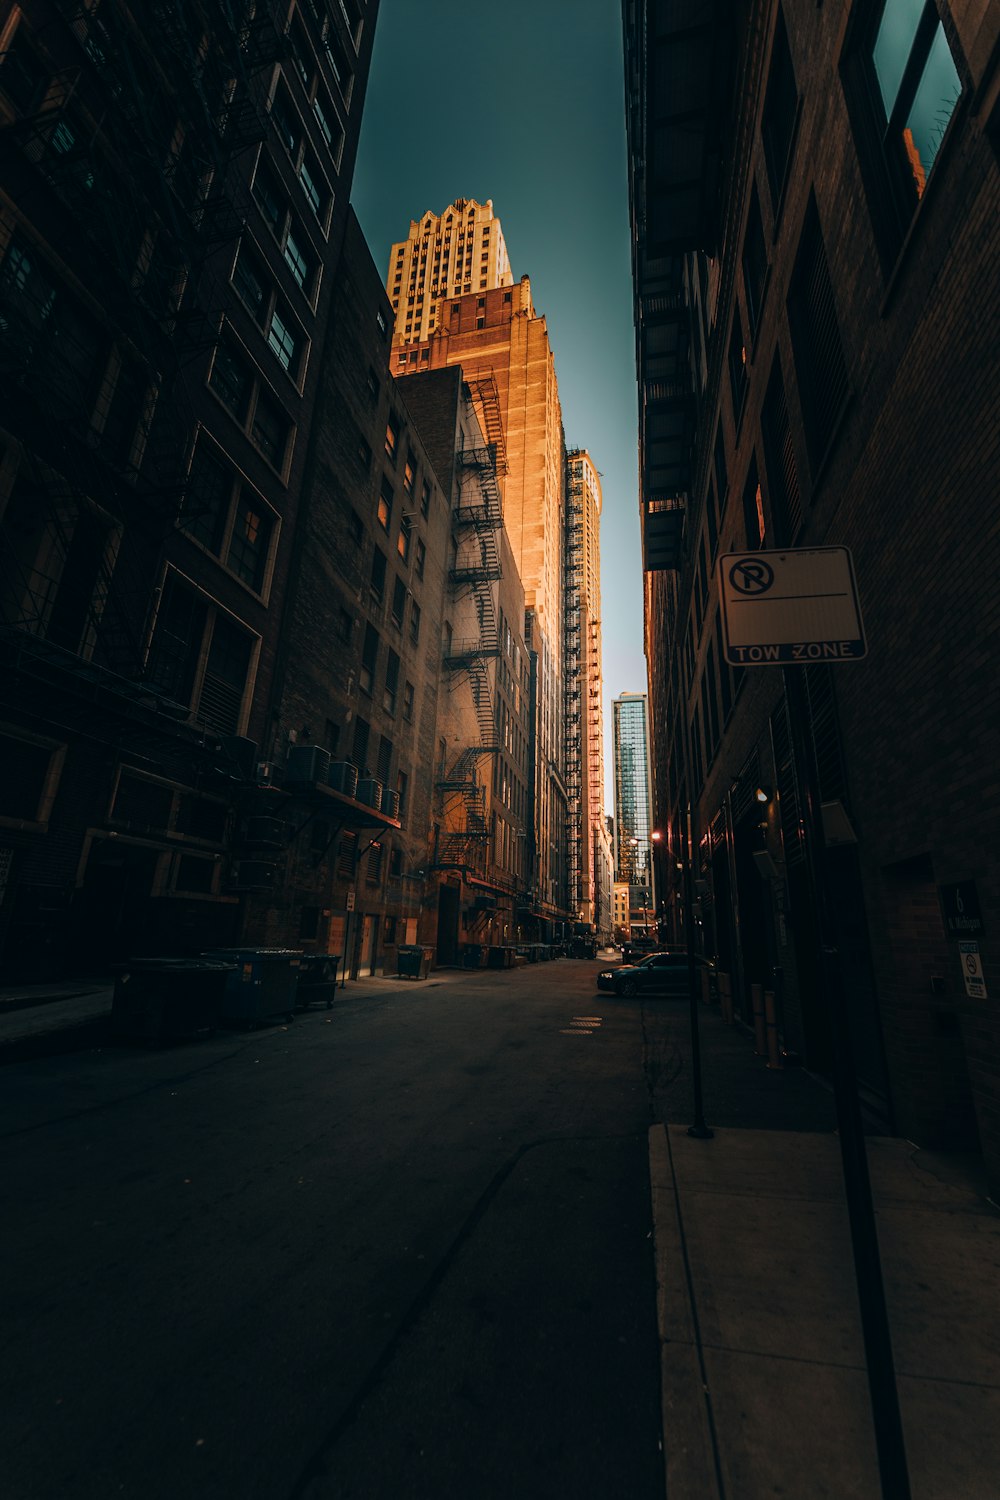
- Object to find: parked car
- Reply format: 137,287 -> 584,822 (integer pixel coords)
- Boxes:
622,936 -> 659,964
596,951 -> 715,998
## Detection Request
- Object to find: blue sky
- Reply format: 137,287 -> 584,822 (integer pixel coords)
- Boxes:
350,0 -> 645,800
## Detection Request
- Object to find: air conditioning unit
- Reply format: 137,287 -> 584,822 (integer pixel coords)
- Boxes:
328,761 -> 359,797
242,816 -> 285,849
356,778 -> 383,811
232,860 -> 279,891
285,745 -> 330,784
382,788 -> 401,819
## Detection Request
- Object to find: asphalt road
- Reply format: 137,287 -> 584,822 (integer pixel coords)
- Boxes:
3,961 -> 666,1500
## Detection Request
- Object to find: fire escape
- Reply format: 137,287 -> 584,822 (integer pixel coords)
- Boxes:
564,466 -> 584,920
0,2 -> 278,752
434,374 -> 507,877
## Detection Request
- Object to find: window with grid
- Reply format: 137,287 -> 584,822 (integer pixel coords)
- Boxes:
742,183 -> 768,336
843,0 -> 963,263
787,199 -> 849,472
351,716 -> 370,774
391,576 -> 406,627
377,477 -> 392,530
299,154 -> 327,221
376,734 -> 393,784
370,548 -> 387,601
251,386 -> 289,469
252,161 -> 286,239
761,9 -> 799,208
283,224 -> 313,293
415,538 -> 426,579
227,497 -> 274,592
396,520 -> 410,563
268,303 -> 301,375
383,650 -> 399,714
271,84 -> 302,158
337,829 -> 357,878
385,417 -> 397,459
409,600 -> 420,644
762,354 -> 802,544
360,622 -> 378,693
233,242 -> 268,323
209,338 -> 252,418
182,441 -> 231,553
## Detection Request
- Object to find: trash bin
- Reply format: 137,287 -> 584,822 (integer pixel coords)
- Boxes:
397,944 -> 426,979
111,958 -> 236,1047
202,947 -> 303,1026
486,945 -> 514,969
462,943 -> 484,968
297,954 -> 340,1009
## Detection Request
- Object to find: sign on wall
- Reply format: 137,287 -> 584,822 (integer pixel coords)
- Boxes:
718,547 -> 866,665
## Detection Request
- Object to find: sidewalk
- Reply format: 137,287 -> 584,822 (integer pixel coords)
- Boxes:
649,1122 -> 1000,1498
0,962 -> 489,1057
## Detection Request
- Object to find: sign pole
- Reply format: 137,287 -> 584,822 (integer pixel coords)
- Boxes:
684,801 -> 713,1140
782,666 -> 911,1500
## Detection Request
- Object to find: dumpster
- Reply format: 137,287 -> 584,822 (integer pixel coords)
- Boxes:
462,943 -> 484,968
486,945 -> 514,969
397,945 -> 433,980
202,947 -> 302,1026
111,958 -> 236,1047
297,954 -> 340,1009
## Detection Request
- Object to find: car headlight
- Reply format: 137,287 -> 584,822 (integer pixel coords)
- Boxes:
598,971 -> 614,982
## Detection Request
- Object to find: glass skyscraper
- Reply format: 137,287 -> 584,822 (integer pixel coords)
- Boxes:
612,693 -> 652,886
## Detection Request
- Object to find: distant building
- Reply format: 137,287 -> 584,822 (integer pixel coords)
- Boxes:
384,212 -> 572,938
612,881 -> 630,941
565,449 -> 607,932
612,693 -> 652,887
387,197 -> 513,345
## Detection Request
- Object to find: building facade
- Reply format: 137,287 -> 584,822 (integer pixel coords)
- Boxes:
0,0 -> 378,977
624,1 -> 1000,1189
387,196 -> 513,345
384,208 -> 573,937
612,692 -> 652,892
565,449 -> 608,935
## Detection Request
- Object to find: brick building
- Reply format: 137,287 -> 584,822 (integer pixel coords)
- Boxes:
0,0 -> 379,978
386,205 -> 573,936
624,2 -> 1000,1187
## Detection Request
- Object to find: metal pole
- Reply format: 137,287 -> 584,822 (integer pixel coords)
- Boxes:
684,801 -> 713,1140
783,666 -> 910,1500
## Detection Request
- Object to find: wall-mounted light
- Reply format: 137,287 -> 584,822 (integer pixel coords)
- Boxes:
755,786 -> 772,804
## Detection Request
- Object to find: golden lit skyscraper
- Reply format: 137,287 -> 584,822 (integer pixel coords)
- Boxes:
566,449 -> 608,933
387,197 -> 513,345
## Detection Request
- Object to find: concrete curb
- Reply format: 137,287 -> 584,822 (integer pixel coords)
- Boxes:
648,1123 -> 722,1499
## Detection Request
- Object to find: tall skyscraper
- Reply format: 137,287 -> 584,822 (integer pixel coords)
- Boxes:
383,203 -> 571,934
566,449 -> 607,932
613,693 -> 652,887
387,198 -> 513,345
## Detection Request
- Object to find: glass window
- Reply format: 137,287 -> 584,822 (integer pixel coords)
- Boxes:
385,417 -> 397,459
227,494 -> 274,591
396,522 -> 410,563
283,225 -> 312,291
210,340 -> 252,419
299,155 -> 327,221
271,86 -> 301,157
378,478 -> 392,530
252,162 -> 285,238
415,538 -> 426,579
360,622 -> 378,693
420,480 -> 431,517
383,649 -> 400,714
872,1 -> 961,197
409,600 -> 421,644
267,304 -> 299,373
232,243 -> 268,322
391,576 -> 406,626
370,547 -> 386,601
182,442 -> 231,553
403,681 -> 415,721
250,387 -> 288,468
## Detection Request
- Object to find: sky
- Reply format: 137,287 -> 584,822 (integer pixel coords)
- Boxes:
350,0 -> 646,802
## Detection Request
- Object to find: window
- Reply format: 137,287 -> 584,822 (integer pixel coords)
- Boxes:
352,715 -> 370,773
396,769 -> 408,817
409,600 -> 421,645
0,25 -> 49,114
299,153 -> 330,224
384,416 -> 397,459
367,367 -> 380,401
415,537 -> 426,579
348,508 -> 363,544
376,733 -> 393,784
227,496 -> 274,592
267,303 -> 301,375
232,242 -> 268,322
403,455 -> 414,493
378,477 -> 392,530
210,339 -> 252,419
250,386 -> 290,469
313,92 -> 344,159
391,575 -> 406,626
396,520 -> 410,563
181,441 -> 231,553
728,306 -> 748,421
370,547 -> 387,601
271,84 -> 302,158
326,28 -> 354,100
146,572 -> 255,735
420,480 -> 431,518
283,224 -> 314,294
846,0 -> 963,259
742,456 -> 765,548
383,649 -> 400,714
337,608 -> 353,643
761,9 -> 798,208
787,199 -> 849,471
761,355 -> 802,544
360,623 -> 378,694
252,161 -> 286,239
742,184 -> 768,337
402,681 -> 415,721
